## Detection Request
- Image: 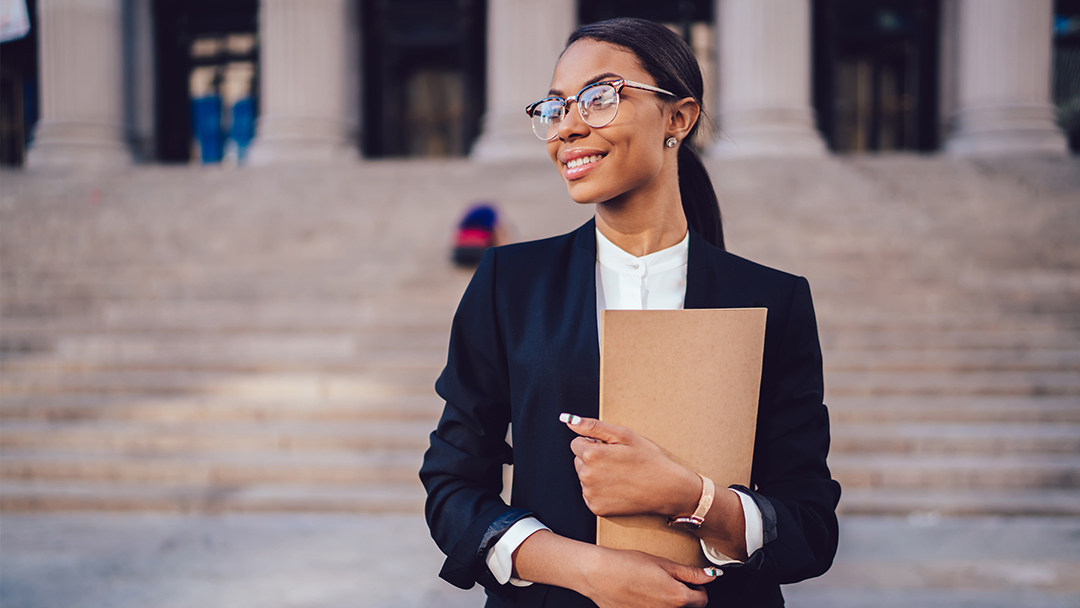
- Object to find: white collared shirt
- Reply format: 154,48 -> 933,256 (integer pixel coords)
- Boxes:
595,225 -> 690,317
485,226 -> 765,586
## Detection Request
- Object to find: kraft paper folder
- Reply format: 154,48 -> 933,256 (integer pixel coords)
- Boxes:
597,308 -> 768,567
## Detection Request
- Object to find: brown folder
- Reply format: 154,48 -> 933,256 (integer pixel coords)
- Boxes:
597,308 -> 767,567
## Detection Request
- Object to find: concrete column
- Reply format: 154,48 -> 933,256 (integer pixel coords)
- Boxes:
944,0 -> 1067,155
124,0 -> 155,161
938,0 -> 960,147
710,0 -> 825,157
27,0 -> 131,168
247,0 -> 359,164
470,0 -> 575,162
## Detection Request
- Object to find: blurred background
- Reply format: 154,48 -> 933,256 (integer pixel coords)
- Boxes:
1,0 -> 1079,607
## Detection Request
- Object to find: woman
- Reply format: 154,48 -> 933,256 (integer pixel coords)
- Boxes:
420,18 -> 840,608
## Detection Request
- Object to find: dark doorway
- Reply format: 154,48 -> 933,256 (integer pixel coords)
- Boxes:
153,0 -> 258,163
361,0 -> 485,158
813,0 -> 940,152
0,0 -> 38,167
1054,0 -> 1080,153
579,0 -> 712,38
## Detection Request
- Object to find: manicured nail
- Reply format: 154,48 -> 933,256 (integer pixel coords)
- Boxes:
570,415 -> 581,425
559,413 -> 571,423
703,567 -> 723,577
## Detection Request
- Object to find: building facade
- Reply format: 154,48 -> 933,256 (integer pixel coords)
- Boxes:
4,0 -> 1075,168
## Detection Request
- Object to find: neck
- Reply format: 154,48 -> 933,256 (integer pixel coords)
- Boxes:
594,190 -> 687,258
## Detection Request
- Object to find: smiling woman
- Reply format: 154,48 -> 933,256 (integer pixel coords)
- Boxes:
420,17 -> 840,608
536,30 -> 724,253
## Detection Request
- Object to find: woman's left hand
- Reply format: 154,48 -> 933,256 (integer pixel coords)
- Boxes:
563,414 -> 701,518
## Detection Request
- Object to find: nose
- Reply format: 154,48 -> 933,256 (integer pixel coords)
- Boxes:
556,98 -> 589,141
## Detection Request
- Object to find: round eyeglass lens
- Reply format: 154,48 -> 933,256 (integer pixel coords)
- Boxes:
531,99 -> 564,140
579,84 -> 618,127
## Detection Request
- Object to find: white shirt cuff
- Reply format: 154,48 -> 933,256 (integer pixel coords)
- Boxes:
700,488 -> 765,565
485,516 -> 550,587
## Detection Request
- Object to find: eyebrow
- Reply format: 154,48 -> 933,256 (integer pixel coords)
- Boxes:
548,72 -> 623,97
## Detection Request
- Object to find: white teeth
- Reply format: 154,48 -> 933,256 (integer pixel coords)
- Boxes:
567,155 -> 601,169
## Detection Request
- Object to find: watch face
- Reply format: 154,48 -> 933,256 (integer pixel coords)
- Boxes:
667,518 -> 703,531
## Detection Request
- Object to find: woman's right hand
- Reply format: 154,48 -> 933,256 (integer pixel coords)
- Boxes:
513,529 -> 717,607
577,546 -> 716,608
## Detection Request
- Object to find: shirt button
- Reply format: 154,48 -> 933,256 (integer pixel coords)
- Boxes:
628,262 -> 640,269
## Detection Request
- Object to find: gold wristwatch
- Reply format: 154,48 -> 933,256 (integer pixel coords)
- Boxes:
666,473 -> 715,531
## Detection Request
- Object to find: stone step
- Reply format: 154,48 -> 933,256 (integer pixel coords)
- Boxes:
3,467 -> 1079,516
4,347 -> 1076,376
0,352 -> 448,374
8,243 -> 1002,274
5,304 -> 1075,330
2,294 -> 1076,323
819,329 -> 1080,351
0,480 -> 424,513
817,313 -> 1080,332
831,423 -> 1080,454
0,449 -> 422,485
6,482 -> 1077,518
0,265 -> 995,291
0,394 -> 444,423
96,299 -> 463,329
5,331 -> 452,358
5,317 -> 1078,349
825,370 -> 1080,396
0,285 -> 460,311
2,394 -> 1073,426
3,368 -> 1076,399
825,349 -> 1080,373
0,420 -> 435,453
0,370 -> 438,399
836,487 -> 1080,517
3,450 -> 1077,491
829,454 -> 1080,489
828,396 -> 1080,424
6,263 -> 1074,299
0,328 -> 452,352
2,419 -> 1073,458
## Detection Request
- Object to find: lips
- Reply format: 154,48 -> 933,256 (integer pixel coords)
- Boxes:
560,149 -> 607,180
566,154 -> 602,170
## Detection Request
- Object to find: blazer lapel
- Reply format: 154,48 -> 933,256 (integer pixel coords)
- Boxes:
572,218 -> 601,416
684,228 -> 735,310
684,228 -> 712,309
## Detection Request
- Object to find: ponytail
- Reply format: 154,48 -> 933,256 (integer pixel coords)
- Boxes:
677,145 -> 725,251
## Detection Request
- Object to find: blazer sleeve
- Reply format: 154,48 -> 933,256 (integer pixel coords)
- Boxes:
419,248 -> 534,593
718,276 -> 841,589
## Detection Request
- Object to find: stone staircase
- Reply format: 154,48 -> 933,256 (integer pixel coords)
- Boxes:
1,156 -> 1078,518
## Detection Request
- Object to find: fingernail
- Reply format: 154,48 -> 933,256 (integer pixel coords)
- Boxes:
586,437 -> 599,443
570,415 -> 581,425
559,413 -> 571,423
703,567 -> 723,577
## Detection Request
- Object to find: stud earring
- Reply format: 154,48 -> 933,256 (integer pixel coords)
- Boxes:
665,137 -> 677,148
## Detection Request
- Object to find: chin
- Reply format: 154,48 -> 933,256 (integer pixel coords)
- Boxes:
564,180 -> 613,206
565,187 -> 604,206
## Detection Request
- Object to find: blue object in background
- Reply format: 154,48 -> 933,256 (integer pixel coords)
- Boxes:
460,204 -> 498,231
452,203 -> 500,267
230,97 -> 255,164
191,96 -> 224,164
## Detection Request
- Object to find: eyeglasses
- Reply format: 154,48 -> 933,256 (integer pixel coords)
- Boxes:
524,79 -> 677,141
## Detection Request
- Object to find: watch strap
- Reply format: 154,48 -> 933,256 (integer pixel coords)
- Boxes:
667,474 -> 715,528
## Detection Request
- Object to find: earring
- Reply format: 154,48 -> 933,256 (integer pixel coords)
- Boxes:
666,137 -> 677,148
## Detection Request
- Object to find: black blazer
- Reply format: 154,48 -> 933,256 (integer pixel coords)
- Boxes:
420,218 -> 840,607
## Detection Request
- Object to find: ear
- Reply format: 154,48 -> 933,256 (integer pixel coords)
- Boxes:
666,97 -> 700,143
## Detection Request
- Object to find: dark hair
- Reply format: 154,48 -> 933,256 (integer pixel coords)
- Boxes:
567,18 -> 725,250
